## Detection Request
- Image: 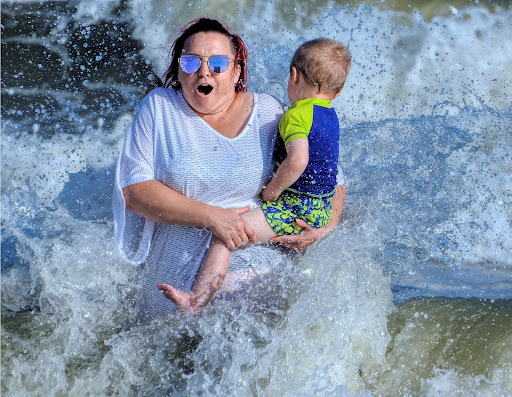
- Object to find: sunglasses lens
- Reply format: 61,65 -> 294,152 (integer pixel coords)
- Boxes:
179,55 -> 201,74
208,56 -> 230,73
179,55 -> 232,74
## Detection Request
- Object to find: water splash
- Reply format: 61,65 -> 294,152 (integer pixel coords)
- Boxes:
2,1 -> 511,396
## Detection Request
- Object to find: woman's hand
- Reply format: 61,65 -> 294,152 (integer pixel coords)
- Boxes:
207,205 -> 256,251
269,218 -> 329,252
271,184 -> 345,251
269,185 -> 345,251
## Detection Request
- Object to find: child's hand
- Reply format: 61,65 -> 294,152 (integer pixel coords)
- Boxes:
261,187 -> 279,202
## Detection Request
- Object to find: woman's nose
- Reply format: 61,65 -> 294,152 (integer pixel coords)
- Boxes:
198,59 -> 210,77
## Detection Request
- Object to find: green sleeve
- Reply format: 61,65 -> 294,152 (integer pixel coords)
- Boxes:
278,105 -> 313,146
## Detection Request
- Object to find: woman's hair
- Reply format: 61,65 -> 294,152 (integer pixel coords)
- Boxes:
159,18 -> 248,92
290,38 -> 351,93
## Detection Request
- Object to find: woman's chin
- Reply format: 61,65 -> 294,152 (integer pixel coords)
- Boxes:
188,92 -> 232,115
189,101 -> 216,115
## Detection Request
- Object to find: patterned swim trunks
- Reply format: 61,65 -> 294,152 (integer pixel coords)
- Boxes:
262,191 -> 333,235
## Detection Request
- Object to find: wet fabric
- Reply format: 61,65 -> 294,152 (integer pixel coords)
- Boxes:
274,97 -> 340,196
113,88 -> 289,321
262,191 -> 333,235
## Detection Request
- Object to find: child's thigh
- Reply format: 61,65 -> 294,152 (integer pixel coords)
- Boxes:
299,195 -> 333,228
242,208 -> 277,243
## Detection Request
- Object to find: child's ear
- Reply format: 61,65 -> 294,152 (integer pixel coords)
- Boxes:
290,66 -> 300,84
332,89 -> 343,99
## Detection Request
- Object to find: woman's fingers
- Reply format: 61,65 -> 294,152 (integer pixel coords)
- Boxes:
294,218 -> 310,229
270,233 -> 304,251
233,205 -> 251,215
232,206 -> 256,244
209,206 -> 255,250
228,220 -> 253,250
269,218 -> 319,251
229,232 -> 243,251
242,218 -> 256,244
223,235 -> 236,251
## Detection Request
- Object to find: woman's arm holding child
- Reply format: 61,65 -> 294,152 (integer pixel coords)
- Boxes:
123,180 -> 255,251
270,184 -> 346,251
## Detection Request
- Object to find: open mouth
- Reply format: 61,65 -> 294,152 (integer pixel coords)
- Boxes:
197,84 -> 213,95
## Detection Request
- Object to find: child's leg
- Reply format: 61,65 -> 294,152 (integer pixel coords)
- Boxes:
191,209 -> 276,304
241,207 -> 278,244
158,235 -> 230,312
188,235 -> 231,305
158,208 -> 276,312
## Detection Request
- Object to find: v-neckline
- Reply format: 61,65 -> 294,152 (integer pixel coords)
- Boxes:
177,90 -> 256,141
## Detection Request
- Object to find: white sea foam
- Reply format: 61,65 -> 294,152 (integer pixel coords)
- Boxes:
127,2 -> 512,124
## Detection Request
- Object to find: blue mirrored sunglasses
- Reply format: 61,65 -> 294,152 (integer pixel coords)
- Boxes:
178,55 -> 234,74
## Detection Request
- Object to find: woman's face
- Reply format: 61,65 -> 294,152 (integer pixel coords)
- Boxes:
178,31 -> 241,115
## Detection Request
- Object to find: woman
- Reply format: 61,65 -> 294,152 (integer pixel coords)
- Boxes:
113,18 -> 346,322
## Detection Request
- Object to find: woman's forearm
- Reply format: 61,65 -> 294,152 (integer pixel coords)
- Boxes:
325,184 -> 346,231
306,183 -> 346,239
123,180 -> 213,228
122,180 -> 256,250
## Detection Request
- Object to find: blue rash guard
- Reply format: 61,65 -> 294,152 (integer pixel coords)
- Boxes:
274,97 -> 340,197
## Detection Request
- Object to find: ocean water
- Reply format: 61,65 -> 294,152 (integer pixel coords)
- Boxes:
1,0 -> 511,396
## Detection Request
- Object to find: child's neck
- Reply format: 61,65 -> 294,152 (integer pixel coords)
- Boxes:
292,83 -> 337,104
293,92 -> 333,103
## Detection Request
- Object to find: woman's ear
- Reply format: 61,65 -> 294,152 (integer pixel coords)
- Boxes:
233,62 -> 242,86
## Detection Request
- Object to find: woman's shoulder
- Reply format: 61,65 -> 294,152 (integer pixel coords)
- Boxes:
254,92 -> 282,106
136,88 -> 180,113
253,92 -> 285,116
143,87 -> 176,102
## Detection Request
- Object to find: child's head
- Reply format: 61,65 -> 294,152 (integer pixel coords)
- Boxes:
290,38 -> 351,96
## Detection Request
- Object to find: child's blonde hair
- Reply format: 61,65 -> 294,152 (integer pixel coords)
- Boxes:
290,38 -> 351,94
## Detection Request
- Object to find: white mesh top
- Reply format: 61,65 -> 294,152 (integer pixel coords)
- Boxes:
113,88 -> 345,322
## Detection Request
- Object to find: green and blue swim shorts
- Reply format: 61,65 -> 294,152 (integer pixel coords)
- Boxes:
261,191 -> 333,235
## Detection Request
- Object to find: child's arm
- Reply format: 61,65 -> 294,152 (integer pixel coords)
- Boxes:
261,138 -> 309,202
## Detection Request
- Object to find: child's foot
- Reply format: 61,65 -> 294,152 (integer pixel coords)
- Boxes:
157,283 -> 200,313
